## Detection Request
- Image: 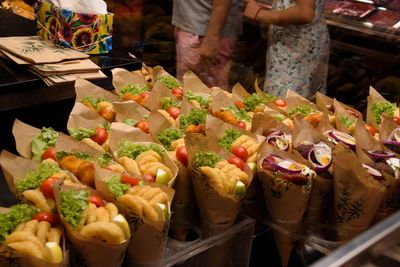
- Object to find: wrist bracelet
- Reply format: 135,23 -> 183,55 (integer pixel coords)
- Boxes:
254,7 -> 263,22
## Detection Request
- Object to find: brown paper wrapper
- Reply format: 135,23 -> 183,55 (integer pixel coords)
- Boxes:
74,78 -> 121,103
333,143 -> 387,241
12,119 -> 43,159
286,89 -> 320,114
231,82 -> 251,101
210,88 -> 235,113
53,182 -> 128,267
55,133 -> 104,159
251,111 -> 292,136
111,68 -> 149,95
333,99 -> 358,135
367,86 -> 386,130
185,134 -> 253,229
257,142 -> 312,267
0,208 -> 68,267
151,66 -> 178,86
93,166 -> 174,263
183,71 -> 211,95
316,112 -> 335,135
67,102 -> 107,130
380,117 -> 399,141
144,80 -> 178,111
114,101 -> 150,123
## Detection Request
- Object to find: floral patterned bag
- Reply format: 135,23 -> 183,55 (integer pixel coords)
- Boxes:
36,2 -> 113,54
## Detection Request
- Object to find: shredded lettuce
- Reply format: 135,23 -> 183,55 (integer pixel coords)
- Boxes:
97,153 -> 113,167
288,105 -> 314,117
15,163 -> 60,193
117,140 -> 165,159
192,152 -> 222,168
338,115 -> 356,129
31,127 -> 58,161
371,101 -> 397,124
82,96 -> 106,109
105,175 -> 130,198
158,75 -> 181,89
184,91 -> 211,108
120,84 -> 148,96
243,93 -> 276,111
218,129 -> 242,150
0,204 -> 38,243
225,105 -> 251,122
179,109 -> 207,130
68,127 -> 96,141
161,97 -> 181,110
158,128 -> 184,150
122,118 -> 137,127
60,189 -> 89,229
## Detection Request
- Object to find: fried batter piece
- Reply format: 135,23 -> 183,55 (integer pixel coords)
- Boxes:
60,155 -> 95,186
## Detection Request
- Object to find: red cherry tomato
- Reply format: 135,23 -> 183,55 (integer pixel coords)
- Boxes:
167,106 -> 180,120
120,175 -> 141,186
176,146 -> 188,167
90,127 -> 108,146
42,147 -> 57,161
172,87 -> 184,99
394,117 -> 400,125
40,176 -> 60,199
237,121 -> 247,129
274,98 -> 287,108
143,174 -> 155,183
89,195 -> 105,207
231,146 -> 249,162
139,91 -> 151,102
365,123 -> 376,136
234,100 -> 245,110
136,120 -> 149,134
228,156 -> 245,171
32,212 -> 59,226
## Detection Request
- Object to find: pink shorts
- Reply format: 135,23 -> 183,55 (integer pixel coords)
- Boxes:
174,28 -> 236,90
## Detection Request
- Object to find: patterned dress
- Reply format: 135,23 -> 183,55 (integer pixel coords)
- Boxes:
264,0 -> 330,99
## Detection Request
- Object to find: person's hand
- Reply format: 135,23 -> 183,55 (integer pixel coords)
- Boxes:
200,35 -> 220,66
244,0 -> 264,21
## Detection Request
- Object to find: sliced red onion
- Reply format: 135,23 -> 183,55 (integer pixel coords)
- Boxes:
263,129 -> 281,138
324,130 -> 356,149
363,163 -> 383,181
386,158 -> 400,179
388,128 -> 400,142
367,150 -> 395,161
308,143 -> 332,174
382,140 -> 400,154
262,155 -> 302,174
267,135 -> 290,151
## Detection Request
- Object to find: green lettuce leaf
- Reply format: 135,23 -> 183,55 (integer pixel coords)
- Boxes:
31,127 -> 58,161
60,189 -> 89,229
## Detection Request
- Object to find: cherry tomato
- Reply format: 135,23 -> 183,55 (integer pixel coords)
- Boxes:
234,100 -> 245,110
42,147 -> 57,161
365,123 -> 376,136
274,98 -> 287,108
228,156 -> 245,171
172,87 -> 184,99
120,175 -> 141,186
346,109 -> 359,118
143,174 -> 155,183
40,176 -> 60,199
393,117 -> 400,125
32,212 -> 59,226
176,146 -> 188,167
231,146 -> 249,162
90,127 -> 108,145
139,92 -> 151,104
167,106 -> 180,120
89,195 -> 105,207
136,120 -> 149,134
237,121 -> 247,129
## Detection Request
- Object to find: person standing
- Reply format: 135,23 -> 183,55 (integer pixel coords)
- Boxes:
172,0 -> 243,90
244,0 -> 330,99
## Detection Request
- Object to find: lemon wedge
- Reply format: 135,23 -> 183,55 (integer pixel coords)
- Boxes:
44,242 -> 63,263
113,214 -> 131,239
153,203 -> 169,221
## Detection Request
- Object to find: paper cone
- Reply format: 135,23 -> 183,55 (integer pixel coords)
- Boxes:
67,102 -> 107,130
12,119 -> 42,159
114,101 -> 150,123
182,71 -> 211,95
333,144 -> 387,241
111,68 -> 149,95
75,78 -> 121,103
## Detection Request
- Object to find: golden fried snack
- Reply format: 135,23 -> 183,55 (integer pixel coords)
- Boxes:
60,155 -> 95,186
86,203 -> 98,225
119,156 -> 141,175
37,221 -> 51,245
102,140 -> 110,152
106,163 -> 125,173
185,124 -> 205,134
158,110 -> 176,125
105,203 -> 118,219
247,152 -> 257,163
41,158 -> 59,167
7,241 -> 44,259
304,113 -> 322,127
118,194 -> 158,221
199,166 -> 225,192
226,168 -> 249,187
96,207 -> 110,222
14,222 -> 26,232
5,232 -> 43,251
23,220 -> 39,235
141,187 -> 162,201
149,193 -> 169,205
136,150 -> 162,166
140,161 -> 173,179
171,138 -> 185,151
189,100 -> 202,109
216,161 -> 237,174
47,228 -> 62,244
214,110 -> 238,125
22,190 -> 51,212
82,138 -> 106,153
97,101 -> 116,122
80,222 -> 125,245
